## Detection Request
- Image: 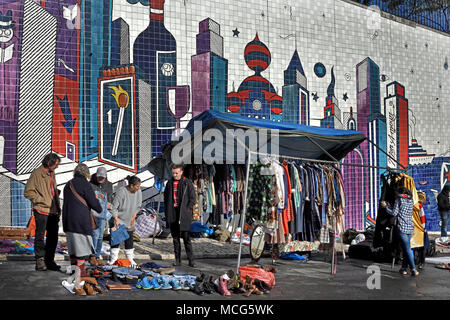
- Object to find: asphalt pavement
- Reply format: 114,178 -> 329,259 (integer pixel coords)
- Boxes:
0,252 -> 449,301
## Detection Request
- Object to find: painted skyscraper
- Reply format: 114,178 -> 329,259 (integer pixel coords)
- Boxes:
110,18 -> 131,67
191,18 -> 228,116
368,112 -> 387,219
320,67 -> 343,129
282,50 -> 309,125
384,81 -> 409,169
342,108 -> 364,230
356,57 -> 383,223
0,0 -> 57,174
79,0 -> 112,162
43,0 -> 81,163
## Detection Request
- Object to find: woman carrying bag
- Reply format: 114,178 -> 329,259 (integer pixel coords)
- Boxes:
63,164 -> 103,295
381,187 -> 419,277
109,176 -> 142,267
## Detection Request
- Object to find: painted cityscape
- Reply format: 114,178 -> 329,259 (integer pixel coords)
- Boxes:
0,0 -> 448,231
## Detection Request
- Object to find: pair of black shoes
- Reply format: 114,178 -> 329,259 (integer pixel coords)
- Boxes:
253,279 -> 271,294
173,260 -> 197,268
193,273 -> 215,295
36,259 -> 61,272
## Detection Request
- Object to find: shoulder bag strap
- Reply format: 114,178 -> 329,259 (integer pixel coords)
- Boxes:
69,181 -> 89,209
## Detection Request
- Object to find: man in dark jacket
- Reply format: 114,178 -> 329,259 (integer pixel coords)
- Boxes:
164,164 -> 197,267
437,184 -> 450,237
90,167 -> 114,204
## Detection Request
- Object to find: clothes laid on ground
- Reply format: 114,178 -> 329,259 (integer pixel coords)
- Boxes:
246,160 -> 346,244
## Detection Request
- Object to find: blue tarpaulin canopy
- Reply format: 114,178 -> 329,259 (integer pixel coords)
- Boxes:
148,110 -> 366,175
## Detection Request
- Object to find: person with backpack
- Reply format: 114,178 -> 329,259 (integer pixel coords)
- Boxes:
89,167 -> 114,266
164,164 -> 197,267
109,175 -> 142,267
381,187 -> 419,276
437,184 -> 450,237
24,153 -> 62,272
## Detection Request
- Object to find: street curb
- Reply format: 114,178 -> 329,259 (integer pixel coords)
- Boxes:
0,252 -> 252,262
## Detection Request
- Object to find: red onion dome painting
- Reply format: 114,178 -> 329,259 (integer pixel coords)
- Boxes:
226,34 -> 282,121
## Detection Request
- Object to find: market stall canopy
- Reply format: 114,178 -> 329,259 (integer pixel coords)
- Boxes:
147,110 -> 366,178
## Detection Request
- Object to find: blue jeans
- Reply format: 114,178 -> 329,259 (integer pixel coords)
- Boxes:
439,210 -> 449,237
397,230 -> 415,271
91,218 -> 106,258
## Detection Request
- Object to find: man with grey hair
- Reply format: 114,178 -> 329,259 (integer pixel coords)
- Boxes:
24,153 -> 61,272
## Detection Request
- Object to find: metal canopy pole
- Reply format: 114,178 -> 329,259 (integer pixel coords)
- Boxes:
152,179 -> 165,244
236,151 -> 252,275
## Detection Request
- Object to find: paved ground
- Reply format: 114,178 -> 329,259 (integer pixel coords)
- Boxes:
1,250 -> 449,301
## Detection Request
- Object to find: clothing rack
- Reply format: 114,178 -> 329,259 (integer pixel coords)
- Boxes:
236,150 -> 344,276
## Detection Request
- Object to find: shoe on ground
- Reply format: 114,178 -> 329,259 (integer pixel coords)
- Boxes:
173,260 -> 181,267
411,269 -> 419,277
157,277 -> 172,290
418,263 -> 424,270
84,283 -> 97,295
150,277 -> 162,290
399,269 -> 408,276
89,256 -> 98,266
201,277 -> 213,294
188,261 -> 196,268
193,281 -> 205,296
45,260 -> 62,271
170,280 -> 182,291
218,277 -> 231,296
35,258 -> 47,271
74,286 -> 87,296
136,277 -> 154,290
182,280 -> 192,291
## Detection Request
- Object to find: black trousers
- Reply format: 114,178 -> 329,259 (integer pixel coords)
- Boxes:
170,222 -> 194,262
34,210 -> 59,262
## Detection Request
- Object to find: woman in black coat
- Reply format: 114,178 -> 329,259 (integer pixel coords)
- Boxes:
63,163 -> 102,295
164,164 -> 197,267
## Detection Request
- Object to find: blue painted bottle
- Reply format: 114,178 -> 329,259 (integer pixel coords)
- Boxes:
133,0 -> 176,156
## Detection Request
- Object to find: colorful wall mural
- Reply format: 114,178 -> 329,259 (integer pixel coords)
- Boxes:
0,0 -> 448,232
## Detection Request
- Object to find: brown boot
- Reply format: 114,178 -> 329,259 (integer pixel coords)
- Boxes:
89,256 -> 98,266
80,277 -> 98,286
84,283 -> 97,295
93,284 -> 105,294
35,258 -> 47,271
96,258 -> 106,266
74,286 -> 87,296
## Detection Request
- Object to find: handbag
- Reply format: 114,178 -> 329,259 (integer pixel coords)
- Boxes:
110,224 -> 130,246
69,181 -> 98,230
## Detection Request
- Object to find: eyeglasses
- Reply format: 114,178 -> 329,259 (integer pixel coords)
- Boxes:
0,29 -> 12,36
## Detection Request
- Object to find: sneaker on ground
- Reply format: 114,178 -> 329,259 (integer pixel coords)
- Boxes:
157,277 -> 172,290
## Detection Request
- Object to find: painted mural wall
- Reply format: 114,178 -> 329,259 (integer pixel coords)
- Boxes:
0,0 -> 448,231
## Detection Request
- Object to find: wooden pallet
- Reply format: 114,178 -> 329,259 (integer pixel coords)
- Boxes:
0,227 -> 30,240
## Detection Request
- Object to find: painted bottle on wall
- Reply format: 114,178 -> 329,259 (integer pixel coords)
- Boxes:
133,0 -> 176,156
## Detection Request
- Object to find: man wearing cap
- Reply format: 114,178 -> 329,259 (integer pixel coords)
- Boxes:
89,167 -> 114,265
